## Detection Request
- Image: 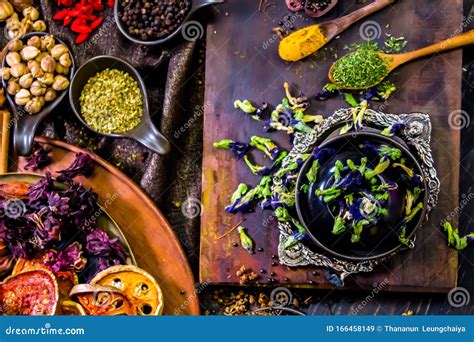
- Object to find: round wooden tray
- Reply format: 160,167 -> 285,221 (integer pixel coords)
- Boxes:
12,137 -> 199,315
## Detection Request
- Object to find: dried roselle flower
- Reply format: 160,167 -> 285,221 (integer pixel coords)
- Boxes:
45,242 -> 87,273
57,152 -> 95,182
24,145 -> 52,171
27,171 -> 54,205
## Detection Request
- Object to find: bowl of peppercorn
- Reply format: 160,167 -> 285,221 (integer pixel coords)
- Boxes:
115,0 -> 225,45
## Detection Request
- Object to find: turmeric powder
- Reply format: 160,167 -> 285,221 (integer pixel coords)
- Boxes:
278,25 -> 327,62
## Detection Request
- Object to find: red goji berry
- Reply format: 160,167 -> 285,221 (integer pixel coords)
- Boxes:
75,33 -> 89,44
71,18 -> 92,33
53,9 -> 70,20
89,17 -> 103,30
91,2 -> 104,11
64,16 -> 73,26
108,0 -> 114,8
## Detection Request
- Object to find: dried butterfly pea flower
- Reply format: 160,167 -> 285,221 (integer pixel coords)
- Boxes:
250,136 -> 280,160
213,139 -> 250,159
237,226 -> 254,254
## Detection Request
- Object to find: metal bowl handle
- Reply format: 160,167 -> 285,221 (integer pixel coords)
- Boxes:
132,118 -> 171,155
13,107 -> 50,156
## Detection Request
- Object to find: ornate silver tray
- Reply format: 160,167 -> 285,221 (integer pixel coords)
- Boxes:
272,108 -> 440,282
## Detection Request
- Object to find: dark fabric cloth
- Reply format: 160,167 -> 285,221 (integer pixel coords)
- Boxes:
33,2 -> 205,276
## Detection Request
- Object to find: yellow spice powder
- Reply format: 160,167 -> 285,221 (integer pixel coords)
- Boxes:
278,25 -> 327,62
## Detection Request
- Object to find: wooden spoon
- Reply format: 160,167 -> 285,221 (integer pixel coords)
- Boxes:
329,29 -> 474,90
279,0 -> 396,62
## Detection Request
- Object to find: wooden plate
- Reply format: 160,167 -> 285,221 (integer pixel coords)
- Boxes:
10,137 -> 199,315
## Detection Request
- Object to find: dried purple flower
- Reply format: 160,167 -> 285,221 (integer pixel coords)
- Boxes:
45,242 -> 87,273
24,145 -> 52,171
86,229 -> 127,265
57,153 -> 95,182
27,172 -> 54,205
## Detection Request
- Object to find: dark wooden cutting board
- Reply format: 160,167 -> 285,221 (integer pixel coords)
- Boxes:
200,0 -> 462,292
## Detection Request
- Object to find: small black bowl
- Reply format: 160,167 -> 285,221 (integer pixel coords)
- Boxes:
2,32 -> 75,156
69,55 -> 170,154
295,127 -> 428,261
114,0 -> 225,46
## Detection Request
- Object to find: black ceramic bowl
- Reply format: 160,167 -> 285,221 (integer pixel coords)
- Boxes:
114,0 -> 224,46
69,55 -> 170,154
2,32 -> 75,156
295,127 -> 428,261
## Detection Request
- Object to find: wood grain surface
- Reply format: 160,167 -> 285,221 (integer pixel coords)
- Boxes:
200,0 -> 462,292
11,137 -> 200,315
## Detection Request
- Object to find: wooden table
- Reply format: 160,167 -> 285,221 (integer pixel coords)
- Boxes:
200,0 -> 463,293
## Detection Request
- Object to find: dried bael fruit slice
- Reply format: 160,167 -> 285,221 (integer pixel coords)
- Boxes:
0,181 -> 30,199
12,256 -> 49,275
13,256 -> 79,297
60,300 -> 87,316
70,284 -> 136,316
0,269 -> 59,315
90,265 -> 164,316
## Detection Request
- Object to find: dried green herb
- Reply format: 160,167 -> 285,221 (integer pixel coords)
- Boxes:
332,43 -> 389,88
384,35 -> 407,53
80,68 -> 143,134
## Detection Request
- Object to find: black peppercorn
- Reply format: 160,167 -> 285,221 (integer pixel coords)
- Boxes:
120,0 -> 192,41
